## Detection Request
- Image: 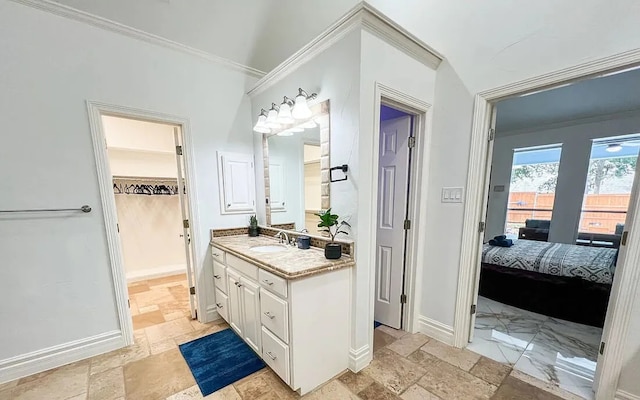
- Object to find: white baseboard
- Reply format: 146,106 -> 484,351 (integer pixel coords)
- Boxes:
0,330 -> 124,384
417,315 -> 455,346
126,264 -> 186,282
348,345 -> 371,372
204,305 -> 221,324
617,389 -> 640,400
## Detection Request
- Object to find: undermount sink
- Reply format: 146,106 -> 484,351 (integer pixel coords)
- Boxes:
250,244 -> 288,253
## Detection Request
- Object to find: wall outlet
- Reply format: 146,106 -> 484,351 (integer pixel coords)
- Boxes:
442,187 -> 464,203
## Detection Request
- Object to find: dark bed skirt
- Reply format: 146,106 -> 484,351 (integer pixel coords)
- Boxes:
479,263 -> 611,327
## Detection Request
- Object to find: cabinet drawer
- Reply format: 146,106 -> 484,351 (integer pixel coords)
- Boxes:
213,260 -> 228,293
215,288 -> 229,323
261,327 -> 290,385
211,247 -> 225,264
258,269 -> 288,298
226,253 -> 258,280
260,289 -> 289,343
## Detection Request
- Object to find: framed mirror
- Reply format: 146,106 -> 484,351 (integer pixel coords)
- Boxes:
263,100 -> 330,234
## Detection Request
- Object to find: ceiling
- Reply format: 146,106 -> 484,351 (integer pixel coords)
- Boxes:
496,67 -> 640,133
51,0 -> 640,93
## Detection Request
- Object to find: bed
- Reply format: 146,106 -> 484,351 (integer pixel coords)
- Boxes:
479,239 -> 618,327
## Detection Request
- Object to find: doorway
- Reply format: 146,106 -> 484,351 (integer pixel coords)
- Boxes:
458,66 -> 640,400
87,102 -> 201,345
373,105 -> 414,331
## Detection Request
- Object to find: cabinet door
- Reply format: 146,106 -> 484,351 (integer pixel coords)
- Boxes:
240,278 -> 261,353
217,152 -> 256,214
226,269 -> 243,336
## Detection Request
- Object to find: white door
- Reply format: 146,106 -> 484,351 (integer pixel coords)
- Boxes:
217,152 -> 256,214
374,116 -> 412,329
227,269 -> 243,336
269,160 -> 286,211
469,111 -> 497,341
593,150 -> 640,391
173,127 -> 197,319
241,278 -> 262,353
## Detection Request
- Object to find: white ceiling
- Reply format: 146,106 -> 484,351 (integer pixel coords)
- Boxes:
52,0 -> 640,93
495,67 -> 640,133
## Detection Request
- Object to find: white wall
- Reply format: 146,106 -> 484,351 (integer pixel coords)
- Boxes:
485,112 -> 640,242
0,1 -> 256,377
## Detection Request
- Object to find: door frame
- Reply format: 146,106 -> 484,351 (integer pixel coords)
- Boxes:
368,83 -> 432,340
452,49 -> 640,400
86,101 -> 204,345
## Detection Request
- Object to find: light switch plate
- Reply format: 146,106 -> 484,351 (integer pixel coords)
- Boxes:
442,187 -> 464,203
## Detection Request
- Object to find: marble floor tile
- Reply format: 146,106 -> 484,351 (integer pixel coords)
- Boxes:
469,356 -> 512,386
145,318 -> 195,345
173,323 -> 228,346
260,369 -> 300,399
165,385 -> 205,399
492,375 -> 564,400
510,370 -> 585,400
204,386 -> 243,400
361,348 -> 426,394
406,349 -> 440,370
233,372 -> 274,399
128,283 -> 150,295
420,339 -> 481,371
386,333 -> 430,357
89,331 -> 151,375
5,361 -> 89,400
87,366 -> 125,400
373,329 -> 398,352
338,371 -> 375,394
151,338 -> 179,355
133,309 -> 166,330
400,384 -> 441,400
417,360 -> 497,400
124,348 -> 195,399
358,381 -> 400,399
134,287 -> 176,308
301,380 -> 360,400
375,325 -> 407,339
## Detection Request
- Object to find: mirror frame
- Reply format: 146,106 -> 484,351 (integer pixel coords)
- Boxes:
262,100 -> 331,227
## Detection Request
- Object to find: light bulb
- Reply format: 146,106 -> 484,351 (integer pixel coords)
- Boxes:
253,111 -> 270,134
265,107 -> 281,129
289,125 -> 304,133
277,130 -> 294,137
606,144 -> 622,153
300,120 -> 317,129
292,93 -> 312,120
277,100 -> 295,124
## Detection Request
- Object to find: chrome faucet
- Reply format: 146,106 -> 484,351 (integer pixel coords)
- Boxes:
274,230 -> 289,244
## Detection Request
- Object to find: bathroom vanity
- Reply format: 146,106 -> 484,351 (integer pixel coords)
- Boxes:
210,234 -> 354,395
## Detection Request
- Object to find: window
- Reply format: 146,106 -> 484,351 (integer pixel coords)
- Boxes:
505,145 -> 562,238
578,137 -> 640,236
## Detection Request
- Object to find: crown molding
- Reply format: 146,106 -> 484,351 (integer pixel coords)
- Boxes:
247,1 -> 443,97
9,0 -> 266,79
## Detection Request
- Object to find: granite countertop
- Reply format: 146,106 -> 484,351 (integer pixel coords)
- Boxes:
210,235 -> 355,279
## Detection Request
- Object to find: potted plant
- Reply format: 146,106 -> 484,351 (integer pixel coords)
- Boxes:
315,209 -> 350,259
248,215 -> 259,237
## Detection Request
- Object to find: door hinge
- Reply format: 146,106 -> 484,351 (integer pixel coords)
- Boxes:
176,145 -> 183,155
599,341 -> 605,355
478,221 -> 486,233
408,136 -> 416,148
400,294 -> 407,304
194,309 -> 198,319
622,231 -> 629,246
117,223 -> 120,233
190,286 -> 196,295
404,219 -> 411,230
471,304 -> 477,315
183,219 -> 190,229
128,299 -> 130,308
488,128 -> 495,142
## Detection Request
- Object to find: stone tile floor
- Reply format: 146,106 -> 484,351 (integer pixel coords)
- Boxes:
0,276 -> 580,399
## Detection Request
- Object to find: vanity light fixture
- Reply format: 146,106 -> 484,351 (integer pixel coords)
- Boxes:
265,103 -> 281,129
277,97 -> 295,124
277,130 -> 295,137
292,88 -> 317,120
289,125 -> 304,133
606,143 -> 623,153
253,109 -> 271,134
300,120 -> 317,129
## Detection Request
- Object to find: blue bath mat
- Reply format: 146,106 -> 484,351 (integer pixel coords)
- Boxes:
179,328 -> 265,396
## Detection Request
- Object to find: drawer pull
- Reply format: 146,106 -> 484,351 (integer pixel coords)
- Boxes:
264,311 -> 275,319
235,282 -> 243,288
214,275 -> 221,279
213,253 -> 220,257
216,303 -> 223,308
266,351 -> 277,360
262,279 -> 274,286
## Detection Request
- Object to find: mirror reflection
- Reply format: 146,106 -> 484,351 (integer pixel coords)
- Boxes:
268,126 -> 322,234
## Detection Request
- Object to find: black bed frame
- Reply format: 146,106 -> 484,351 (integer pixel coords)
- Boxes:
479,263 -> 611,327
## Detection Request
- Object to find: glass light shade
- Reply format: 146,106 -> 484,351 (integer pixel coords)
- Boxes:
253,114 -> 270,133
265,108 -> 281,129
277,130 -> 294,137
289,125 -> 304,133
292,94 -> 312,119
277,102 -> 295,124
606,144 -> 622,153
300,120 -> 317,129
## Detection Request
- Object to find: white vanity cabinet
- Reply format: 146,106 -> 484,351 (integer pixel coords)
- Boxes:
211,245 -> 351,395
